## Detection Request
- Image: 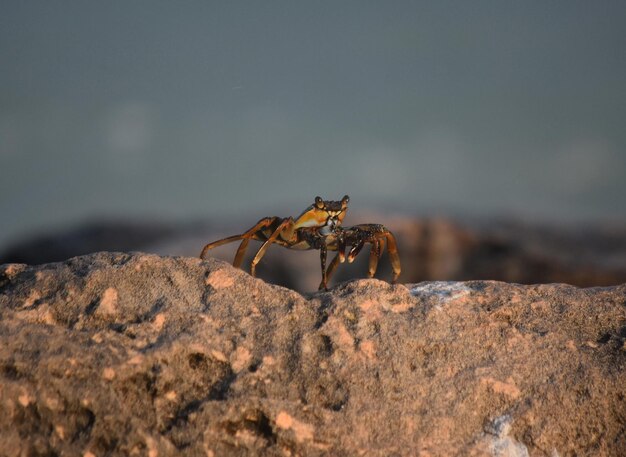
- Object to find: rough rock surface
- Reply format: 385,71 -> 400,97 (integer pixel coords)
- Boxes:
0,252 -> 625,456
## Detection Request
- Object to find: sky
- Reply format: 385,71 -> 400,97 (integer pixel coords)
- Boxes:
1,1 -> 625,248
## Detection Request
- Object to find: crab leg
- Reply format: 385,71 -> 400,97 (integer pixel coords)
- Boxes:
318,226 -> 350,290
199,217 -> 278,260
367,240 -> 381,278
250,217 -> 295,277
384,231 -> 401,283
232,217 -> 283,267
233,238 -> 250,268
200,234 -> 247,259
377,237 -> 386,259
319,252 -> 342,290
319,243 -> 328,290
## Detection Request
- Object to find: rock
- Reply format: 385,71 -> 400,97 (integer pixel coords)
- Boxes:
0,252 -> 625,456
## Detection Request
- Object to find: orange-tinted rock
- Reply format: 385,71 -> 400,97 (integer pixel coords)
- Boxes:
0,252 -> 624,456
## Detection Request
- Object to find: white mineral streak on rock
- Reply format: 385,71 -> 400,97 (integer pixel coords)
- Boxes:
484,415 -> 529,457
409,281 -> 471,308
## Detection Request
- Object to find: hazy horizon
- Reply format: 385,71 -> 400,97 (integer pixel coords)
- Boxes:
2,1 -> 626,249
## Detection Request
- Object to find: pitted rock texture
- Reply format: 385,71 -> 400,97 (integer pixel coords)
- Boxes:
0,252 -> 625,456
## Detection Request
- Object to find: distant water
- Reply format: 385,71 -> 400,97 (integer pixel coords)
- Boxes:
2,1 -> 626,249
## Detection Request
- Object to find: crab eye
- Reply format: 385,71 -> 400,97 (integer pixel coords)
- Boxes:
341,195 -> 349,208
315,196 -> 324,209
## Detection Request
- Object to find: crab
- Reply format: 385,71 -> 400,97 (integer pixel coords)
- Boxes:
199,196 -> 401,290
199,195 -> 350,277
300,224 -> 401,290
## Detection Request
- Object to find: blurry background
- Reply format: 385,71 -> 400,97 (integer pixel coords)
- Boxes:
2,1 -> 626,291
